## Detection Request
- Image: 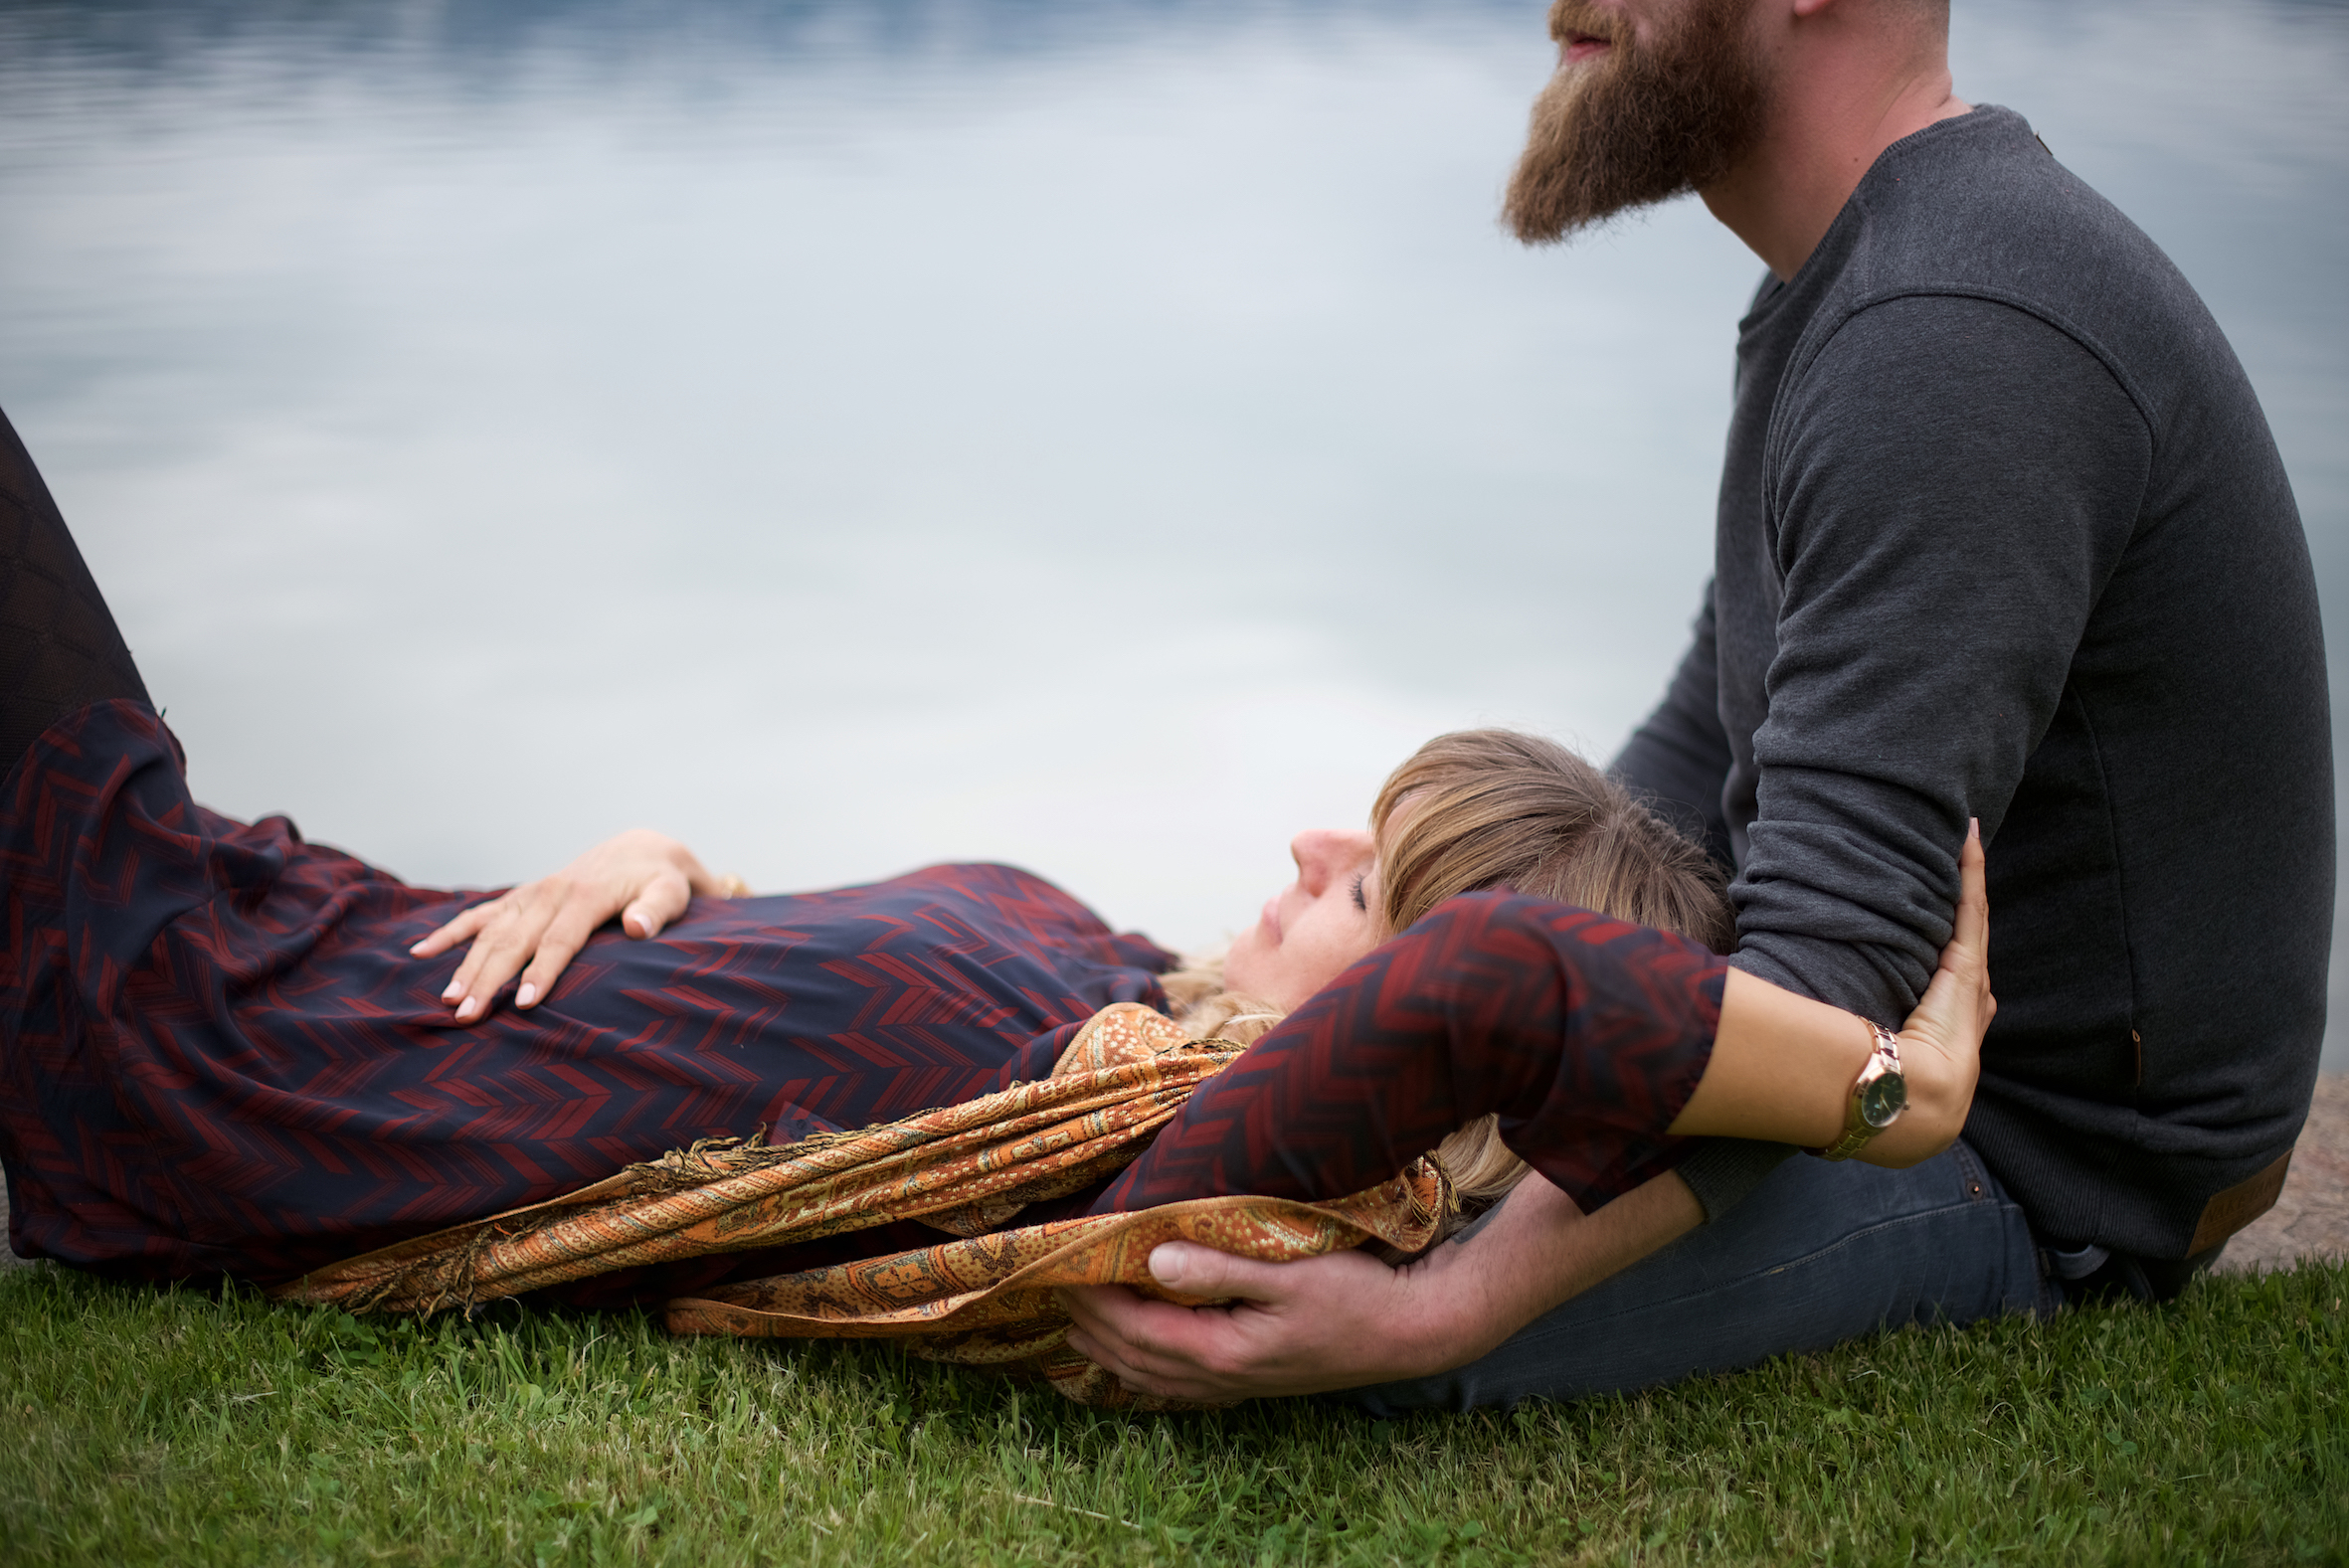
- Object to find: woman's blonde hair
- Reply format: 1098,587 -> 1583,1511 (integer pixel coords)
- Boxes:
1165,728 -> 1732,1204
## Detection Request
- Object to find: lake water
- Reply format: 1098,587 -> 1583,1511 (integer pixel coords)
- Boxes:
4,0 -> 2345,1064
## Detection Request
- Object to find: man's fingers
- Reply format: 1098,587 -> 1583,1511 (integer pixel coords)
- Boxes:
1058,1284 -> 1226,1389
1057,1282 -> 1128,1337
1058,1289 -> 1170,1389
1059,1248 -> 1371,1400
1147,1242 -> 1302,1304
1062,1324 -> 1163,1394
1059,1284 -> 1165,1351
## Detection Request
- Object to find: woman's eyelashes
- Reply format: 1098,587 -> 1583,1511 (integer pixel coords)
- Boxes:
1350,873 -> 1368,913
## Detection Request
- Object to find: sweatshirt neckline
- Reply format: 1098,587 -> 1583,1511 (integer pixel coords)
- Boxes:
1739,105 -> 2028,334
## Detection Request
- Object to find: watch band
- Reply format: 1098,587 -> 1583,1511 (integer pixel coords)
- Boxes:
1809,1021 -> 1905,1161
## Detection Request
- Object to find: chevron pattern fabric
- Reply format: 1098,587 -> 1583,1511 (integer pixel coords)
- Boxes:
1096,894 -> 1727,1215
0,700 -> 1174,1285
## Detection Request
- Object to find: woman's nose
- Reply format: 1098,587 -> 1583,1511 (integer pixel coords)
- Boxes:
1291,828 -> 1373,893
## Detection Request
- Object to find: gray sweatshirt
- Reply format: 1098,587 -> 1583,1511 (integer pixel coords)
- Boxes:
1614,106 -> 2331,1262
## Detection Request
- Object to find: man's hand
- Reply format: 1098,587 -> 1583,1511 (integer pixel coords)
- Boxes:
1060,1241 -> 1471,1404
408,829 -> 732,1021
1059,1169 -> 1704,1404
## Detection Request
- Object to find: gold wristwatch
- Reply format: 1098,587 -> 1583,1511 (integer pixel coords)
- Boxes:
1808,1021 -> 1906,1161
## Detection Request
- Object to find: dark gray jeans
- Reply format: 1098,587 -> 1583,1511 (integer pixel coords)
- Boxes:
1354,1138 -> 2055,1413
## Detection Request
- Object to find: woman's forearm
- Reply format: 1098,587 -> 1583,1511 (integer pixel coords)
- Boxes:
1666,822 -> 1989,1166
1665,970 -> 1871,1147
1097,824 -> 1986,1214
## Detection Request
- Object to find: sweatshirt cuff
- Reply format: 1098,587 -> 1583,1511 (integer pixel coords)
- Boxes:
1675,1137 -> 1798,1222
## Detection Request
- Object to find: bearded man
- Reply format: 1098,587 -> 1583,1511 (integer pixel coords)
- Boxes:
1063,0 -> 2330,1407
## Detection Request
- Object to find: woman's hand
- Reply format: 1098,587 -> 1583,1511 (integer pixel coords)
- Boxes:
409,830 -> 736,1022
1867,818 -> 1994,1166
1675,820 -> 1993,1161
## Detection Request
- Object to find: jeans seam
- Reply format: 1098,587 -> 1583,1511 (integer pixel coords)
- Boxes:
1952,1140 -> 1992,1200
1506,1198 -> 2029,1344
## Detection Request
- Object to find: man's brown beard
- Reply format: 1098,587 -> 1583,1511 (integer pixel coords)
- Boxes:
1504,0 -> 1769,244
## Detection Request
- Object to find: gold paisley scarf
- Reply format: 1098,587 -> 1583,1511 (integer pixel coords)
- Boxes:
276,1004 -> 1452,1406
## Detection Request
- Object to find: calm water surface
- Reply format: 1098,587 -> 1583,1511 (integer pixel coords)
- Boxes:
3,0 -> 2345,1060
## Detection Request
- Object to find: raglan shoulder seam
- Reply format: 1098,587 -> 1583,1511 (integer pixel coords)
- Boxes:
1760,282 -> 2158,527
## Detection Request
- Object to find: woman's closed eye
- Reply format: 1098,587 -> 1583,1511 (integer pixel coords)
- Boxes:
1350,873 -> 1367,913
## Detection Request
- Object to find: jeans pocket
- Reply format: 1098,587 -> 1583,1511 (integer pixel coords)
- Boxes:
1950,1139 -> 1994,1203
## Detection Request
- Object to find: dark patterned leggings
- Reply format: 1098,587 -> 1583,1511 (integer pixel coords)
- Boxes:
0,407 -> 149,780
1095,895 -> 1729,1216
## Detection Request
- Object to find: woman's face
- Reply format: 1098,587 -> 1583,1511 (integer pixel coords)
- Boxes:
1222,827 -> 1384,1012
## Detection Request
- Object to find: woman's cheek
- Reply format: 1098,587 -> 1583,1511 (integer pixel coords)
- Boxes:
1222,924 -> 1267,994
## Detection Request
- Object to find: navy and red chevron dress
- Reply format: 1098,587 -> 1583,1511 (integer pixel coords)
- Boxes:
0,701 -> 1174,1284
1,699 -> 1730,1293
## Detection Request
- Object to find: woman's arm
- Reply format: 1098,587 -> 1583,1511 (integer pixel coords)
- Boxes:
1667,819 -> 1989,1163
408,829 -> 745,1021
1093,824 -> 1987,1216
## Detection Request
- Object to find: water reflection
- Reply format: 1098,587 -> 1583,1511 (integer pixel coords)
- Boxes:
3,0 -> 2344,1060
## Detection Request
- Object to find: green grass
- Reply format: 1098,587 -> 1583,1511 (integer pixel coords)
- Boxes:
0,1260 -> 2342,1567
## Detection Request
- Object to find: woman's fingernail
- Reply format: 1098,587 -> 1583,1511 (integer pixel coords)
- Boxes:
516,982 -> 537,1008
409,941 -> 428,956
442,978 -> 464,1002
455,996 -> 480,1020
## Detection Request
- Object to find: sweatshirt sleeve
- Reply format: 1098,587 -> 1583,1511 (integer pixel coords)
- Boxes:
1728,293 -> 2148,1018
1611,586 -> 1736,872
1611,588 -> 1792,1218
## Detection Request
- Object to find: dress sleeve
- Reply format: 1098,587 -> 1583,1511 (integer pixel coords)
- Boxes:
1094,893 -> 1728,1215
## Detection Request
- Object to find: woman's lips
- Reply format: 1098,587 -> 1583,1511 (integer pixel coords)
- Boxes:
1260,896 -> 1283,943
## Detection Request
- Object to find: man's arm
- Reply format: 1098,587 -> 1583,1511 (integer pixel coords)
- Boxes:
1610,587 -> 1800,1223
1611,586 -> 1736,873
1060,1169 -> 1704,1404
1625,296 -> 2149,1228
1728,295 -> 2145,1019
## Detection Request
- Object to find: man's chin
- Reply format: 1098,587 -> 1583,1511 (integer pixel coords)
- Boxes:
1503,0 -> 1767,246
1507,189 -> 1678,246
1504,155 -> 1689,246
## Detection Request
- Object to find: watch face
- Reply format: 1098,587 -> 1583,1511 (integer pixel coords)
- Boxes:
1860,1073 -> 1907,1129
